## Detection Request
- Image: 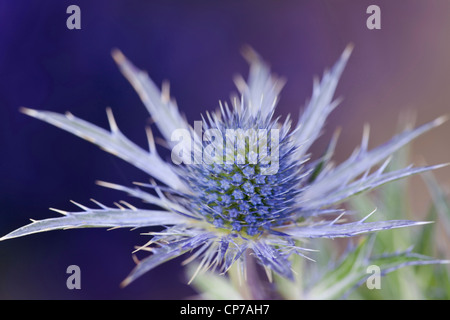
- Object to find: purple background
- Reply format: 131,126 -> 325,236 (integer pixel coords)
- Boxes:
1,0 -> 449,299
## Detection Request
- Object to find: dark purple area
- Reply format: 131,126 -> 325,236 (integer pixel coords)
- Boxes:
1,0 -> 449,299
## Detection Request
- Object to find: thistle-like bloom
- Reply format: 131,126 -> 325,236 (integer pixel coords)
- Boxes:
2,45 -> 447,287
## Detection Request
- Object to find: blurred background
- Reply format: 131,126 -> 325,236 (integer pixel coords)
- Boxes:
0,0 -> 449,299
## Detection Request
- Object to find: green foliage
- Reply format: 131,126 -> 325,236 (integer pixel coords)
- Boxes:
346,145 -> 450,299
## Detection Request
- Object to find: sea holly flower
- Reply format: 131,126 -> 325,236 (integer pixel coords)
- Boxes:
2,45 -> 447,288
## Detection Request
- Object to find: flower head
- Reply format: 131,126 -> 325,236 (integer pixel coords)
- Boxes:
2,45 -> 447,286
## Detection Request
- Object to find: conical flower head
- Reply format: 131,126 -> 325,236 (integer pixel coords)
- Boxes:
2,45 -> 447,286
181,109 -> 303,237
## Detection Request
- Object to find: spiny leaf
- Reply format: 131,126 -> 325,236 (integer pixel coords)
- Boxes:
281,219 -> 431,239
121,233 -> 215,287
307,163 -> 448,208
1,206 -> 189,241
303,116 -> 447,203
20,107 -> 187,192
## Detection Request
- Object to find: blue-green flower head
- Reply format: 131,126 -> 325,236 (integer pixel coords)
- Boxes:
181,114 -> 301,238
2,45 -> 447,286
